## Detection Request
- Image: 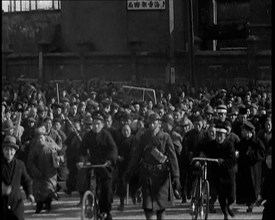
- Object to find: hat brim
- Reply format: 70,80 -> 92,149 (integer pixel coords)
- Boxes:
2,126 -> 15,131
3,143 -> 19,150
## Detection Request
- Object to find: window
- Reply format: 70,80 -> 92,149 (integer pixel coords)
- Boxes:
198,0 -> 249,51
2,0 -> 61,12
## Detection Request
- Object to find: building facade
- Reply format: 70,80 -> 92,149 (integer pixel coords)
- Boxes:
2,0 -> 271,89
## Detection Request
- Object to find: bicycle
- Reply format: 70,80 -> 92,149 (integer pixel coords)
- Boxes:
190,157 -> 219,220
79,161 -> 111,220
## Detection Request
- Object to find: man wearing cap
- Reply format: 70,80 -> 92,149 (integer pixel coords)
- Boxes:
77,111 -> 118,220
204,104 -> 214,125
2,135 -> 35,220
199,123 -> 237,220
125,113 -> 180,220
27,126 -> 61,213
52,118 -> 68,182
182,115 -> 206,200
214,104 -> 228,124
235,120 -> 265,213
20,117 -> 36,164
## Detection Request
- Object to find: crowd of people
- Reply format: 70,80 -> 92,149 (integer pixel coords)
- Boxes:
1,79 -> 272,220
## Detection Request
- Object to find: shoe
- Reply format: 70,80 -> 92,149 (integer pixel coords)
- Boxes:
35,202 -> 43,214
247,206 -> 253,213
182,198 -> 187,204
227,206 -> 234,217
223,215 -> 229,220
105,213 -> 112,220
45,202 -> 51,211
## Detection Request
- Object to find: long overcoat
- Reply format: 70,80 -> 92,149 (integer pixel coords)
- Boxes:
235,136 -> 265,204
127,129 -> 180,211
1,158 -> 33,220
27,141 -> 58,202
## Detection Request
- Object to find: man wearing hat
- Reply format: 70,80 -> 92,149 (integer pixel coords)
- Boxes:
214,104 -> 228,124
20,117 -> 37,164
52,118 -> 68,182
198,123 -> 237,220
182,115 -> 206,201
77,111 -> 118,220
235,120 -> 265,213
2,135 -> 35,220
125,113 -> 180,220
204,104 -> 214,125
27,126 -> 61,213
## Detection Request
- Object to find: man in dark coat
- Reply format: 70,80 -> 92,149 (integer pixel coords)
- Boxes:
199,124 -> 237,220
182,115 -> 206,200
27,126 -> 61,213
77,111 -> 118,220
235,120 -> 265,212
2,135 -> 35,220
125,113 -> 180,220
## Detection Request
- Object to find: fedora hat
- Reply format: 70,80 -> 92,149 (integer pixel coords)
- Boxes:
2,135 -> 19,150
2,120 -> 15,131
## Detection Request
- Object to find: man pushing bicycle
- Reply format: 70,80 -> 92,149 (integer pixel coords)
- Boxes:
198,123 -> 237,220
77,111 -> 118,220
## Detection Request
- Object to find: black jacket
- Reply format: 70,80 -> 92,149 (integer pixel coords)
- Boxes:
1,158 -> 33,220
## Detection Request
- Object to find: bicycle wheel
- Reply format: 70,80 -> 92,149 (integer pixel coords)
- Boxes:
198,180 -> 209,220
81,191 -> 98,220
190,177 -> 200,220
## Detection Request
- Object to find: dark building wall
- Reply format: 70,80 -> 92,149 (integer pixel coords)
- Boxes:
2,10 -> 61,53
2,0 -> 271,88
61,1 -> 127,53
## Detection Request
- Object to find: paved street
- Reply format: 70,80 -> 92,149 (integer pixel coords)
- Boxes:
24,191 -> 264,220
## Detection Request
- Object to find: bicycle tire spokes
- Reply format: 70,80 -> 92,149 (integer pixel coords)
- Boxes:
81,191 -> 97,220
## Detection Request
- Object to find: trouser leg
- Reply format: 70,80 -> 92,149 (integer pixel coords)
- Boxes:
144,208 -> 154,220
99,178 -> 113,214
156,209 -> 166,220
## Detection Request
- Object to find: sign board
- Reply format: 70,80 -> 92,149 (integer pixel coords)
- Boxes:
127,0 -> 166,10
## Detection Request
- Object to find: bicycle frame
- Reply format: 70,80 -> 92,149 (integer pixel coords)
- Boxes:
80,162 -> 110,220
190,157 -> 219,220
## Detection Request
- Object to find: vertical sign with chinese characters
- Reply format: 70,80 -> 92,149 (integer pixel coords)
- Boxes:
127,0 -> 166,10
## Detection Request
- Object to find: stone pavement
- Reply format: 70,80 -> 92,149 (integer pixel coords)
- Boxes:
24,191 -> 264,220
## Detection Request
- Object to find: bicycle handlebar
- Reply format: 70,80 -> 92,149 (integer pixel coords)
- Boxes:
191,157 -> 219,164
80,161 -> 111,169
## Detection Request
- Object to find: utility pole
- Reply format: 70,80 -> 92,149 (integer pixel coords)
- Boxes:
168,0 -> 175,85
189,0 -> 195,87
29,0 -> 32,11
